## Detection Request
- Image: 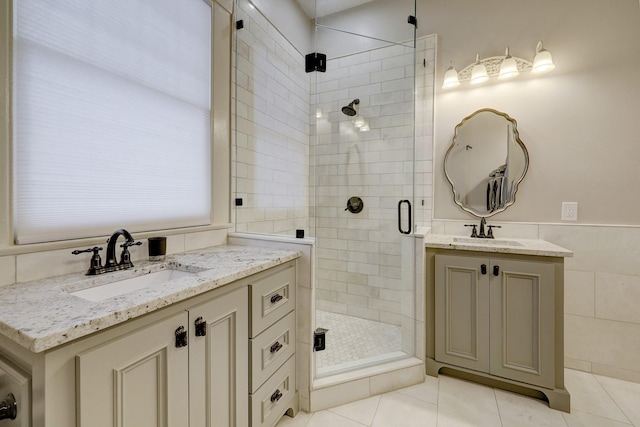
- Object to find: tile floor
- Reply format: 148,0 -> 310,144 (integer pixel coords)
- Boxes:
315,310 -> 402,375
277,369 -> 640,426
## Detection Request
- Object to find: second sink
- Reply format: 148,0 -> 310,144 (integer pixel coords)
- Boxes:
453,237 -> 524,247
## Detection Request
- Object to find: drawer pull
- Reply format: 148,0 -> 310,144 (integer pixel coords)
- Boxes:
194,316 -> 207,337
175,326 -> 188,348
270,294 -> 283,304
0,393 -> 17,421
270,389 -> 283,403
270,341 -> 283,353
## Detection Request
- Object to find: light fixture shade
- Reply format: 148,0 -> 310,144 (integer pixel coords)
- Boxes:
499,47 -> 519,79
532,41 -> 555,73
442,62 -> 460,89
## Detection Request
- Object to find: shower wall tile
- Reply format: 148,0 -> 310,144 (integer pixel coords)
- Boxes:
233,2 -> 310,237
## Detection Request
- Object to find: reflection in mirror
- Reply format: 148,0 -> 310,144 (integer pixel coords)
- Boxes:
444,108 -> 529,218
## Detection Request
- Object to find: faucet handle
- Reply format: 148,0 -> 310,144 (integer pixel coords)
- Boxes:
487,225 -> 502,239
464,224 -> 478,238
72,247 -> 104,275
120,241 -> 142,248
119,241 -> 141,266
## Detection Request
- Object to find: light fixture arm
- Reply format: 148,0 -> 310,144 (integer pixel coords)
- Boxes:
458,55 -> 532,81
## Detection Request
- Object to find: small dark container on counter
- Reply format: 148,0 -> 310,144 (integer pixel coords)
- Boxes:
148,236 -> 167,261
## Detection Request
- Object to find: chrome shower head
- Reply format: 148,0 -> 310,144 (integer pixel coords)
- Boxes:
341,98 -> 360,116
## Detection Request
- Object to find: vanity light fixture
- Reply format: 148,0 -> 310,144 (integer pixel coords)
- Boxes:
532,41 -> 555,73
442,61 -> 461,89
442,41 -> 554,89
470,54 -> 489,84
498,47 -> 519,79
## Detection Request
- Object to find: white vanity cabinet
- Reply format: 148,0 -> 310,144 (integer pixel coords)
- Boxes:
425,238 -> 572,412
0,258 -> 298,427
76,286 -> 248,427
248,262 -> 297,427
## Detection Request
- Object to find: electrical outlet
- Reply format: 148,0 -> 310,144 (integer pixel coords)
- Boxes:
562,202 -> 578,221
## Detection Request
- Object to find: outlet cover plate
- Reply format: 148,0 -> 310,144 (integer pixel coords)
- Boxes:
562,202 -> 578,221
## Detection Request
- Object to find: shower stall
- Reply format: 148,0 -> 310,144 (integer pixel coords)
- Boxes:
310,0 -> 421,377
234,0 -> 434,382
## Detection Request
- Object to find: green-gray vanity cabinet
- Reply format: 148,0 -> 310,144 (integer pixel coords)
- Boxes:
0,259 -> 297,427
426,248 -> 570,412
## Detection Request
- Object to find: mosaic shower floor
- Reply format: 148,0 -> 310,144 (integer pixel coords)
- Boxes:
315,310 -> 404,376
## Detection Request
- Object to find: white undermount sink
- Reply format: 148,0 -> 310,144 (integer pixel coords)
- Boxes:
70,269 -> 196,302
453,237 -> 524,247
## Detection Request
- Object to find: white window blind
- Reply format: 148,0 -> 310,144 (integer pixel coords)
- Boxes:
13,0 -> 212,244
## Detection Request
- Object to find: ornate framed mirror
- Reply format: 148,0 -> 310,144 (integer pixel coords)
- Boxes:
444,108 -> 529,217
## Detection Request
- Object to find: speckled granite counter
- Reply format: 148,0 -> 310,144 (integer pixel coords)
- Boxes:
425,234 -> 573,257
0,245 -> 300,353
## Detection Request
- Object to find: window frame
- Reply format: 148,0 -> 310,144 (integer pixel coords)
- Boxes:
0,0 -> 232,255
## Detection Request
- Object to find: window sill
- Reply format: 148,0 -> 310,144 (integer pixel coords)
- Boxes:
0,223 -> 233,257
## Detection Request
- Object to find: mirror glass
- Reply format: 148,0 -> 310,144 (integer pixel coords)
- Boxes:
444,108 -> 529,217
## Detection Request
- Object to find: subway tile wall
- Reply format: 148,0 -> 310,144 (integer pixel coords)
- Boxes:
312,37 -> 435,325
233,2 -> 310,236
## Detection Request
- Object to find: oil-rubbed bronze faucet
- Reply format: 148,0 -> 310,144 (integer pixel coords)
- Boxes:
72,228 -> 141,275
464,218 -> 501,239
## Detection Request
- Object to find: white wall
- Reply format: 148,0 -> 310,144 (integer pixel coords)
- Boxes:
250,0 -> 313,54
421,0 -> 640,382
421,0 -> 640,224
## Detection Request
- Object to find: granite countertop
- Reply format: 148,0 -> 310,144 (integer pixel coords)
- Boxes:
0,245 -> 300,353
425,234 -> 573,257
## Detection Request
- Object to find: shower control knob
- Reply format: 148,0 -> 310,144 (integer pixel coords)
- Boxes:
0,393 -> 17,420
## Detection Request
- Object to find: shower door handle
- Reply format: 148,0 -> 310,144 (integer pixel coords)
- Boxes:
398,200 -> 412,235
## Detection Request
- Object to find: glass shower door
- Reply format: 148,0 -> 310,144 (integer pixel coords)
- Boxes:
311,0 -> 418,376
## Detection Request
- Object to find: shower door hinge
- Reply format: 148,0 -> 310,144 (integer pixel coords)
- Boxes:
313,328 -> 328,351
305,52 -> 327,73
408,15 -> 417,27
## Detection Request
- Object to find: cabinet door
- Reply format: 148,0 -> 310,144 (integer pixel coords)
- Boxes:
435,254 -> 490,372
189,287 -> 248,427
489,258 -> 555,388
77,311 -> 190,427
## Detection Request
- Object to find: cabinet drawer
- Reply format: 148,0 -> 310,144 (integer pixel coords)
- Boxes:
250,355 -> 295,427
250,262 -> 295,336
250,311 -> 296,393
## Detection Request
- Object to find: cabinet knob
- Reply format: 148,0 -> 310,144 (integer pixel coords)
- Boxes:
175,326 -> 188,348
481,264 -> 487,275
493,265 -> 500,276
270,341 -> 283,353
0,393 -> 17,421
194,316 -> 207,337
270,294 -> 283,304
270,389 -> 283,403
